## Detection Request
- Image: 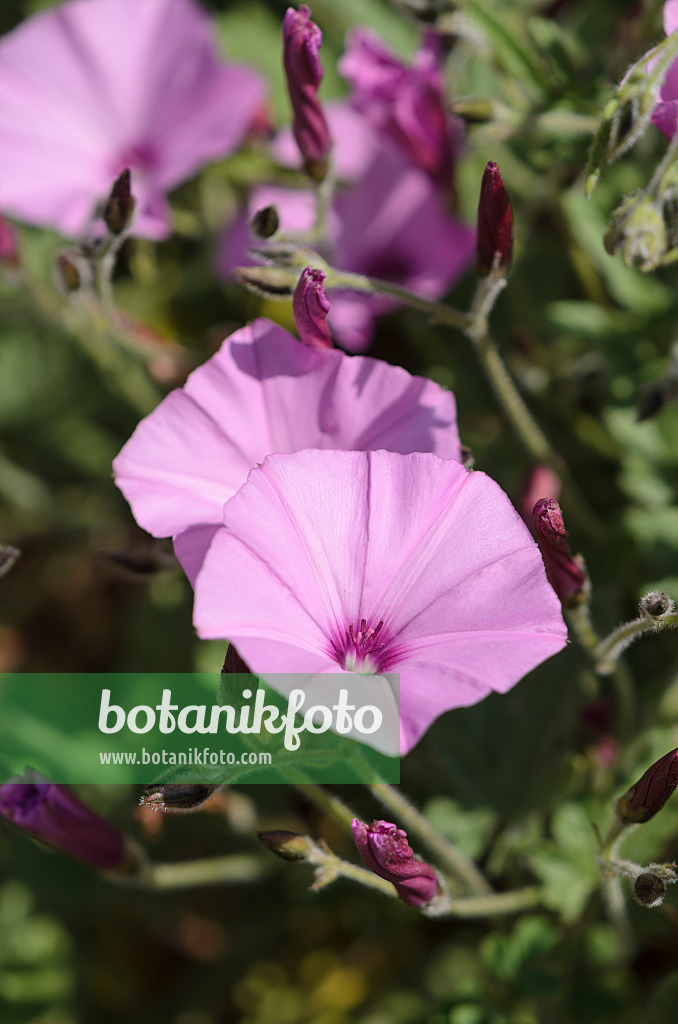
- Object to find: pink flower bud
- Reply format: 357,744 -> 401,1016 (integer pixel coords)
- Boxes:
476,161 -> 513,276
0,771 -> 127,869
282,6 -> 332,180
352,818 -> 438,907
616,749 -> 678,824
0,214 -> 18,267
293,267 -> 332,348
532,498 -> 587,608
519,464 -> 561,524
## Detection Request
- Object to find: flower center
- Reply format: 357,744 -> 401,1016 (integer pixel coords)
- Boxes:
344,618 -> 386,674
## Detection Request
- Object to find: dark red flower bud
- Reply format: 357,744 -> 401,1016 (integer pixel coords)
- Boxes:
257,829 -> 313,861
0,214 -> 18,268
282,6 -> 332,180
476,161 -> 513,276
0,771 -> 127,869
103,168 -> 136,235
616,749 -> 678,824
293,267 -> 332,348
533,498 -> 587,607
352,818 -> 439,907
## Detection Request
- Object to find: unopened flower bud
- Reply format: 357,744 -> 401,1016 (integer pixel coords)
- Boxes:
250,205 -> 280,239
0,545 -> 20,580
476,161 -> 513,276
102,168 -> 136,236
633,872 -> 666,908
140,784 -> 220,813
615,749 -> 678,824
0,214 -> 18,268
520,464 -> 561,525
257,829 -> 313,861
222,644 -> 252,674
532,498 -> 587,608
0,771 -> 127,870
640,590 -> 675,619
352,818 -> 439,907
293,267 -> 332,348
282,6 -> 332,181
604,193 -> 667,272
233,265 -> 298,299
54,251 -> 86,293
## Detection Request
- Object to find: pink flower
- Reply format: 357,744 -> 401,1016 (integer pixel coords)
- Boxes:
219,116 -> 475,352
282,6 -> 331,179
0,0 -> 264,239
113,318 -> 462,583
192,449 -> 567,753
293,267 -> 333,348
643,1 -> 678,139
339,30 -> 464,189
352,818 -> 439,907
0,770 -> 126,869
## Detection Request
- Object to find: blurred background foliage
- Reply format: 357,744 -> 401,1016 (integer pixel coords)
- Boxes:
3,0 -> 678,1021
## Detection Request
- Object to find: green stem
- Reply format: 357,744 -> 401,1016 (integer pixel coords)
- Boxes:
427,886 -> 543,919
368,782 -> 492,895
295,783 -> 356,831
597,817 -> 636,957
593,613 -> 678,674
117,854 -> 269,890
566,606 -> 636,740
330,269 -> 470,330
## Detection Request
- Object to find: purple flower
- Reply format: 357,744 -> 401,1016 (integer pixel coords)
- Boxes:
339,30 -> 464,189
0,0 -> 265,239
282,6 -> 331,179
533,498 -> 587,608
293,267 -> 333,348
192,449 -> 567,753
352,818 -> 438,907
616,749 -> 678,824
477,162 -> 513,276
219,117 -> 475,352
113,318 -> 462,583
0,771 -> 126,869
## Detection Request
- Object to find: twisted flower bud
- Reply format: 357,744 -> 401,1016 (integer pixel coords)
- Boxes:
476,161 -> 513,276
532,498 -> 587,608
0,771 -> 127,869
352,818 -> 439,907
282,6 -> 331,180
293,267 -> 332,348
616,748 -> 678,825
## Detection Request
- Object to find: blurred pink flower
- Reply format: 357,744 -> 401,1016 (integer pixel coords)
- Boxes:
219,110 -> 475,352
113,318 -> 462,583
352,818 -> 439,907
0,0 -> 264,239
193,449 -> 567,753
640,1 -> 678,138
339,30 -> 464,189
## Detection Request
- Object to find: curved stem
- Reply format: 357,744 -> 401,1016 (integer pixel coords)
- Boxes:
594,613 -> 678,674
426,886 -> 543,919
368,782 -> 492,895
116,854 -> 270,890
330,269 -> 470,330
295,783 -> 356,831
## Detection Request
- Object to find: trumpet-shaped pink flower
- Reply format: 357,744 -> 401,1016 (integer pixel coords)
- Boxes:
220,123 -> 475,351
193,449 -> 567,753
0,0 -> 264,239
113,319 -> 462,583
339,30 -> 464,189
